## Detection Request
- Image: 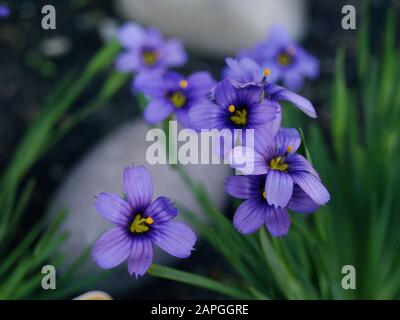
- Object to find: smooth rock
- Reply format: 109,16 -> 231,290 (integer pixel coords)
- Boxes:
48,120 -> 231,293
115,0 -> 308,57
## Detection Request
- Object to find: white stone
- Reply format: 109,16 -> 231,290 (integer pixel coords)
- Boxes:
48,120 -> 230,292
115,0 -> 308,57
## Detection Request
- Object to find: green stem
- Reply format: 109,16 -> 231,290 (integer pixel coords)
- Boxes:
148,264 -> 252,299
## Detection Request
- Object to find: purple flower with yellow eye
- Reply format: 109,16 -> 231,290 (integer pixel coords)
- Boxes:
134,71 -> 215,127
189,79 -> 278,137
226,175 -> 320,237
116,22 -> 187,74
0,4 -> 10,17
224,57 -> 316,139
92,166 -> 196,278
238,27 -> 319,91
231,128 -> 330,208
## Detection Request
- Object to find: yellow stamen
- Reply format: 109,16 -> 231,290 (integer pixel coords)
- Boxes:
228,104 -> 236,113
269,156 -> 289,172
263,68 -> 271,77
230,108 -> 247,126
145,217 -> 154,225
169,92 -> 186,108
287,146 -> 293,153
129,214 -> 153,234
179,80 -> 188,89
262,191 -> 267,199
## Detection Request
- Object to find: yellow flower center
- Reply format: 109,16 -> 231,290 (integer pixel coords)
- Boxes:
229,107 -> 247,126
179,80 -> 188,89
143,50 -> 159,65
269,156 -> 289,172
129,214 -> 154,234
277,53 -> 292,66
287,146 -> 293,153
169,92 -> 187,108
277,47 -> 296,67
262,190 -> 267,199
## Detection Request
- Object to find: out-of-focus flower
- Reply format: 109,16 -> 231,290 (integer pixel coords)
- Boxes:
92,166 -> 196,278
231,128 -> 330,208
116,22 -> 187,74
134,71 -> 215,127
226,174 -> 319,237
238,27 -> 319,91
189,79 -> 278,137
225,58 -> 317,117
0,4 -> 10,18
74,291 -> 113,300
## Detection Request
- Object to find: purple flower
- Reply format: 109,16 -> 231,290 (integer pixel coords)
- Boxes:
231,128 -> 330,208
189,79 -> 278,136
0,4 -> 10,17
226,175 -> 320,237
225,58 -> 316,117
92,166 -> 196,278
116,22 -> 187,74
134,71 -> 215,127
238,27 -> 319,91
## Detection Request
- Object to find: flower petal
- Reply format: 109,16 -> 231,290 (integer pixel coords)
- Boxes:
144,98 -> 174,124
247,100 -> 278,126
274,128 -> 301,154
163,38 -> 187,67
225,175 -> 265,199
291,171 -> 330,206
266,206 -> 291,237
189,101 -> 226,131
128,237 -> 153,278
151,221 -> 196,258
94,192 -> 132,226
287,154 -> 320,177
265,170 -> 293,207
268,83 -> 316,118
117,22 -> 145,49
297,49 -> 320,79
92,228 -> 131,269
186,72 -> 216,99
283,71 -> 305,93
144,196 -> 178,224
224,58 -> 263,84
123,166 -> 153,211
236,85 -> 264,107
175,108 -> 190,128
115,51 -> 139,73
233,198 -> 266,234
133,72 -> 165,98
214,79 -> 238,107
287,185 -> 320,213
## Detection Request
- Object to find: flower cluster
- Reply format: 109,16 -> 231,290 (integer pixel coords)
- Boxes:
228,128 -> 329,236
189,57 -> 330,236
92,23 -> 329,277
